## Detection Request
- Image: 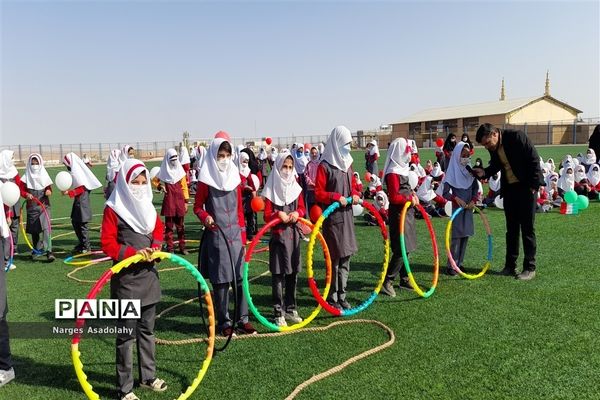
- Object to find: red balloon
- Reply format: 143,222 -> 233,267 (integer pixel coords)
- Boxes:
251,197 -> 265,212
435,138 -> 444,147
215,131 -> 231,141
364,172 -> 372,182
265,137 -> 272,145
378,170 -> 384,179
309,205 -> 322,224
304,143 -> 311,151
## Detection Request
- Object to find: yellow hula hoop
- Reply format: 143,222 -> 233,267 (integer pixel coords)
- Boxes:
444,206 -> 493,279
71,251 -> 215,400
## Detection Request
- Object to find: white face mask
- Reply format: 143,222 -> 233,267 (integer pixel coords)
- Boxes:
280,169 -> 292,181
460,157 -> 471,167
217,157 -> 231,172
129,184 -> 149,201
169,158 -> 178,167
31,165 -> 41,172
340,143 -> 351,157
241,162 -> 249,169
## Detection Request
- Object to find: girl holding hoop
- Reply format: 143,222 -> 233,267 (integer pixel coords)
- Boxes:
315,126 -> 361,311
263,150 -> 306,327
23,154 -> 55,261
442,142 -> 479,276
101,159 -> 167,400
381,138 -> 418,297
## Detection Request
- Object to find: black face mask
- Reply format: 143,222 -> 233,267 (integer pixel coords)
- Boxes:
66,167 -> 71,172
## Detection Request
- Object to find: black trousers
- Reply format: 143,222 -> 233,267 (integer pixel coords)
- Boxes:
503,183 -> 537,272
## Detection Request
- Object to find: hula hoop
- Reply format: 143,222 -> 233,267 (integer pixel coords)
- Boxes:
71,251 -> 215,400
63,251 -> 112,267
445,206 -> 492,279
307,198 -> 390,317
400,202 -> 439,298
243,217 -> 332,331
19,198 -> 52,255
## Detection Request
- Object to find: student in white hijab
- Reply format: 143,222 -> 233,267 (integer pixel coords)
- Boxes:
101,158 -> 167,399
262,149 -> 304,326
583,148 -> 597,172
62,152 -> 102,253
120,145 -> 134,164
365,140 -> 380,176
0,188 -> 15,382
314,125 -> 359,310
194,137 -> 256,336
157,148 -> 189,254
23,154 -> 54,260
546,158 -> 556,172
557,167 -> 575,195
105,149 -> 121,200
442,142 -> 479,276
587,163 -> 600,197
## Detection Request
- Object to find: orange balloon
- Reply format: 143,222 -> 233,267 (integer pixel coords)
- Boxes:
251,196 -> 265,212
309,205 -> 322,223
364,172 -> 372,182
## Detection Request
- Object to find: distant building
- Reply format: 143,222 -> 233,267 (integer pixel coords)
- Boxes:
390,73 -> 587,147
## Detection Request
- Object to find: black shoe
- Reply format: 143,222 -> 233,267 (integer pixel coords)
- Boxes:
445,266 -> 458,276
327,300 -> 343,312
46,252 -> 56,262
338,299 -> 352,310
499,267 -> 516,276
398,279 -> 414,291
516,270 -> 536,281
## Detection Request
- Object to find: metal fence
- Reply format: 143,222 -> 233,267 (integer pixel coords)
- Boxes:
0,135 -> 332,166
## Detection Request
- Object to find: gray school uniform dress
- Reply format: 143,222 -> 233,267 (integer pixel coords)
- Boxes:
443,181 -> 478,267
110,215 -> 161,395
0,240 -> 12,371
269,199 -> 301,316
71,188 -> 92,249
386,174 -> 417,282
105,178 -> 116,200
26,188 -> 52,252
1,177 -> 20,265
319,161 -> 358,303
199,186 -> 249,330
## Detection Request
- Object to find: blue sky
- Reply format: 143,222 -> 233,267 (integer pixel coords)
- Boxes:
1,1 -> 598,145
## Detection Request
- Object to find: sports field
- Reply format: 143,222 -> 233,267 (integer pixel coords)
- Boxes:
2,145 -> 597,400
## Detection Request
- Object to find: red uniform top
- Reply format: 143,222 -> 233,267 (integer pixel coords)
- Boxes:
264,195 -> 306,234
100,207 -> 164,261
193,181 -> 246,242
67,186 -> 86,198
384,173 -> 411,205
314,165 -> 361,204
537,187 -> 549,205
353,182 -> 364,195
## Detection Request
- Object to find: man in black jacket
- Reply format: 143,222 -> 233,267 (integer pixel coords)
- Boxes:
473,123 -> 544,280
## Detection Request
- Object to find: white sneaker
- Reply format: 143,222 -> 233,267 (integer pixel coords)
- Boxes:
0,368 -> 15,387
120,392 -> 140,400
274,316 -> 287,327
8,263 -> 16,271
285,310 -> 303,324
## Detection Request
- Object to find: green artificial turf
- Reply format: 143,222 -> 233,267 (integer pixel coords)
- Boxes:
2,144 -> 597,400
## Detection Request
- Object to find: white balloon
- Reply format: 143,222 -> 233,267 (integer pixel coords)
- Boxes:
55,171 -> 73,191
494,196 -> 504,209
352,204 -> 364,217
408,171 -> 419,190
1,182 -> 20,207
444,201 -> 453,217
149,166 -> 160,179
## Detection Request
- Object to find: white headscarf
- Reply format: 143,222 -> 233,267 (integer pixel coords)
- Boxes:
179,145 -> 191,165
383,137 -> 410,176
63,152 -> 102,190
120,145 -> 133,163
374,190 -> 389,211
368,140 -> 380,157
574,165 -> 587,183
368,174 -> 382,190
199,138 -> 241,191
430,162 -> 443,178
258,148 -> 268,161
587,164 -> 600,186
270,147 -> 278,162
416,176 -> 436,201
489,171 -> 502,192
157,148 -> 186,184
318,143 -> 325,157
190,146 -> 198,159
557,168 -> 575,192
584,149 -> 597,165
0,150 -> 18,180
443,142 -> 474,190
262,150 -> 302,207
546,158 -> 556,172
195,146 -> 206,170
292,143 -> 309,174
106,159 -> 157,235
239,152 -> 251,178
320,126 -> 353,172
24,153 -> 53,190
353,171 -> 362,185
106,149 -> 121,182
